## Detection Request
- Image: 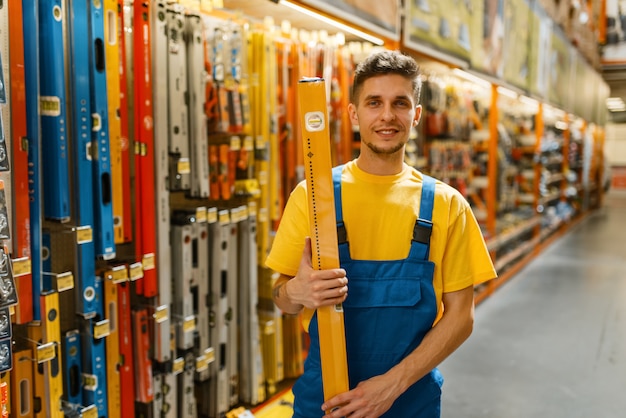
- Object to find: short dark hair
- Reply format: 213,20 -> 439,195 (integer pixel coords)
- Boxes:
351,50 -> 422,104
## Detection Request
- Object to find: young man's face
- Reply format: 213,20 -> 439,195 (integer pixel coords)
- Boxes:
348,74 -> 421,156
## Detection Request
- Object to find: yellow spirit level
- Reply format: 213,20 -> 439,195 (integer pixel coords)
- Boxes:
297,77 -> 349,406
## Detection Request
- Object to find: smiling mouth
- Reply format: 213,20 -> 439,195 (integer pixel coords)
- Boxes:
376,128 -> 399,135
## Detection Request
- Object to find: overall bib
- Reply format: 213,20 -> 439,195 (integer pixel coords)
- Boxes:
292,166 -> 443,418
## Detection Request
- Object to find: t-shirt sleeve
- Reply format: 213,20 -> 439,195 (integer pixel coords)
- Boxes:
264,182 -> 310,277
441,201 -> 497,293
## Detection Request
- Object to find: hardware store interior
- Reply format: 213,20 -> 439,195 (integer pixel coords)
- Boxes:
0,0 -> 625,417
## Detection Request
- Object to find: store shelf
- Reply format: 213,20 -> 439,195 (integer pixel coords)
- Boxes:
0,1 -> 610,416
493,234 -> 541,272
540,219 -> 564,240
544,172 -> 564,184
540,190 -> 562,206
486,215 -> 541,253
518,193 -> 536,204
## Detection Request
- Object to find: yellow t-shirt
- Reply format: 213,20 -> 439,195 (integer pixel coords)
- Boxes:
265,160 -> 497,321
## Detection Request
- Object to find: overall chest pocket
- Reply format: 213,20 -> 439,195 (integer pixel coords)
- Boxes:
343,260 -> 437,365
342,259 -> 435,309
344,276 -> 424,308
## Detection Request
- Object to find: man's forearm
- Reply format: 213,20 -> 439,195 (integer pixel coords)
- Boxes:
387,286 -> 475,395
273,274 -> 304,314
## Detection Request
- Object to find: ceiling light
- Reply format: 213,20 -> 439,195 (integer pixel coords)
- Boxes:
606,97 -> 626,111
497,86 -> 518,99
519,95 -> 539,108
452,69 -> 491,89
278,0 -> 384,45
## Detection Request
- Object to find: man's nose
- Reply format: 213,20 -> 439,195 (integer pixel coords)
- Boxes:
380,104 -> 396,121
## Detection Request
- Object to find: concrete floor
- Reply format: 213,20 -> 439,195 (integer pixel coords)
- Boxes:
440,190 -> 626,418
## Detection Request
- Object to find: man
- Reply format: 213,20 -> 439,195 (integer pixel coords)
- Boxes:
266,50 -> 496,417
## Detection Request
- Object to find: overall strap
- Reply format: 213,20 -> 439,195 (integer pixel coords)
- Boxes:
332,165 -> 350,260
333,166 -> 436,261
409,175 -> 436,261
332,165 -> 344,226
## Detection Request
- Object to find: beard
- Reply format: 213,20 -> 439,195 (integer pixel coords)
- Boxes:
362,137 -> 406,155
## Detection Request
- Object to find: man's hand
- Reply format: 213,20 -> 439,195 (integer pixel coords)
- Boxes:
286,237 -> 348,310
318,286 -> 476,417
321,374 -> 400,418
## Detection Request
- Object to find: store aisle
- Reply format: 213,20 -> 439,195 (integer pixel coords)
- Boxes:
440,190 -> 626,418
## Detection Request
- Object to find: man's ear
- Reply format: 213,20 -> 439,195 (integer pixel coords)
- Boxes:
348,103 -> 359,126
413,104 -> 423,126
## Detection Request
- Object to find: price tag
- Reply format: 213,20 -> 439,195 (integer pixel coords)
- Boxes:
135,142 -> 146,157
40,96 -> 61,117
255,136 -> 267,149
195,207 -> 207,223
93,319 -> 111,339
81,405 -> 98,418
218,211 -> 230,225
207,207 -> 218,224
204,347 -> 215,364
172,357 -> 185,375
243,135 -> 254,151
36,342 -> 56,364
153,305 -> 168,323
178,158 -> 191,174
56,272 -> 75,293
182,316 -> 196,333
11,257 -> 31,277
230,136 -> 241,150
263,320 -> 275,336
107,266 -> 129,284
195,355 -> 209,372
142,253 -> 155,271
240,208 -> 247,222
230,208 -> 240,223
76,226 -> 93,244
83,374 -> 97,391
129,262 -> 144,281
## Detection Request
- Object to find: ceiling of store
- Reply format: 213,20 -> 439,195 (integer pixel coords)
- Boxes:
221,0 -> 363,41
223,0 -> 623,121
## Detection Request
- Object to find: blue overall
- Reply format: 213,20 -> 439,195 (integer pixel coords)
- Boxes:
292,166 -> 443,418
